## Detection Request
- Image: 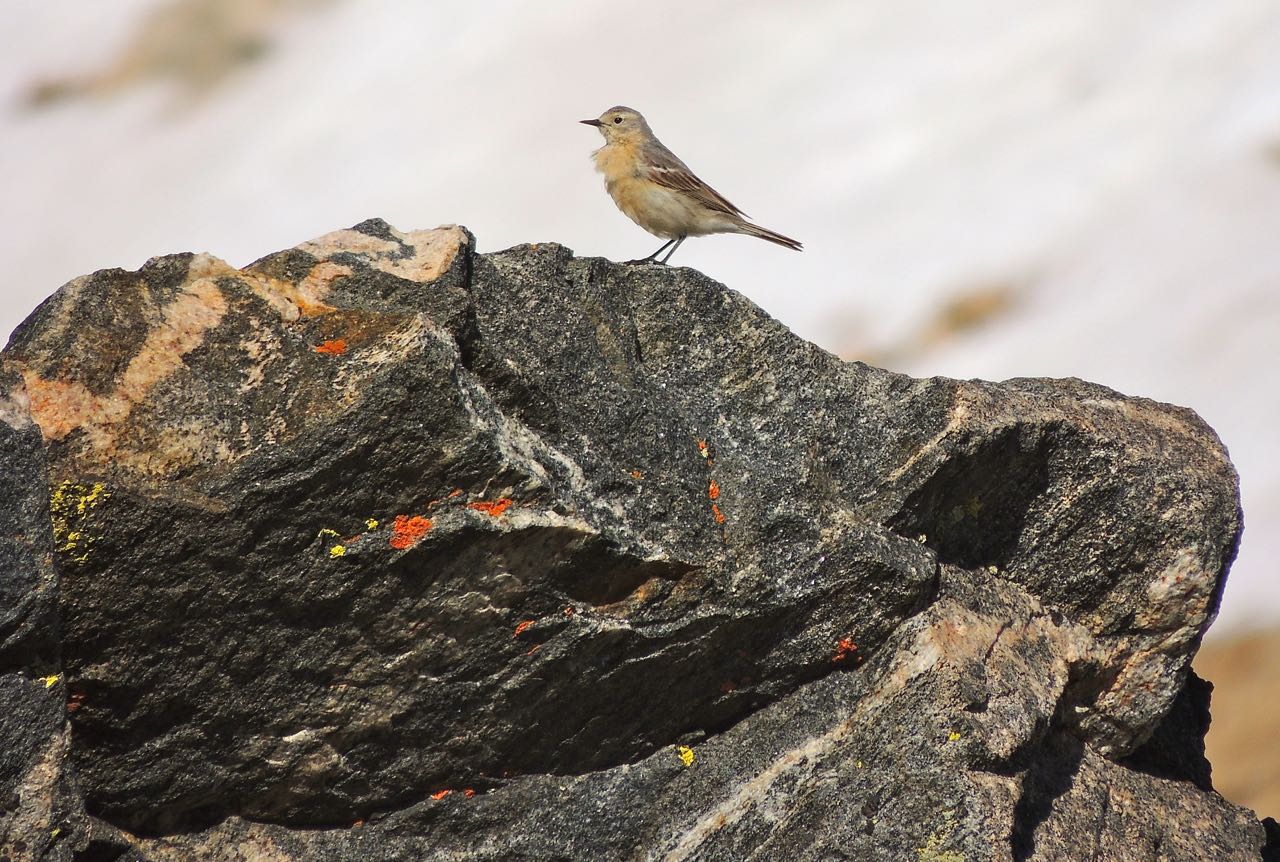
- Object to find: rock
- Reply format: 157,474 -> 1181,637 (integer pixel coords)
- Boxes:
0,219 -> 1269,859
0,369 -> 57,857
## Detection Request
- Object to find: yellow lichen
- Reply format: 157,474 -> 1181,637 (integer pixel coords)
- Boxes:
49,481 -> 110,565
365,518 -> 379,530
917,833 -> 964,862
947,730 -> 962,742
330,544 -> 346,558
41,674 -> 60,688
917,811 -> 964,862
676,745 -> 695,767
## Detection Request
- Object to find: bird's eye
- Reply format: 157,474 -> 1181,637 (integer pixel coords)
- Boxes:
613,117 -> 623,124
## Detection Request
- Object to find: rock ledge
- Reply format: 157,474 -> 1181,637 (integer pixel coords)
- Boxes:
0,220 -> 1268,860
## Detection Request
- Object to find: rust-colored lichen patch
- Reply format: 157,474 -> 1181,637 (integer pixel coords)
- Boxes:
468,498 -> 513,517
314,339 -> 347,355
513,619 -> 535,638
711,504 -> 726,524
430,789 -> 452,801
832,637 -> 859,663
389,515 -> 433,549
708,480 -> 720,500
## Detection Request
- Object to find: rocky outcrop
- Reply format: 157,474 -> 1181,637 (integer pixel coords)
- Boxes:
0,220 -> 1269,860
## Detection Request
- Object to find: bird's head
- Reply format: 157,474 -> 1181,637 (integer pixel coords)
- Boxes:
580,106 -> 651,142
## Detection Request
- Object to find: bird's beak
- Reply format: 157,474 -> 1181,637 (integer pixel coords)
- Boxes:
579,118 -> 603,127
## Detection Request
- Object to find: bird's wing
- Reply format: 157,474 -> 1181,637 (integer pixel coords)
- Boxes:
641,141 -> 747,219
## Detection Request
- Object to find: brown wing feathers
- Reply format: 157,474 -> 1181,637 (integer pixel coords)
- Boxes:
642,142 -> 746,218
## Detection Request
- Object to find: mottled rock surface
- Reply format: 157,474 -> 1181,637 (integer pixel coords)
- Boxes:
0,220 -> 1270,860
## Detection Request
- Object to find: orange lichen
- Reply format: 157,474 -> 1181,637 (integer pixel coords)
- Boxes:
314,338 -> 347,355
468,498 -> 513,517
389,515 -> 433,549
832,637 -> 859,663
464,788 -> 476,799
564,606 -> 576,616
67,692 -> 86,714
448,488 -> 464,498
513,619 -> 535,638
708,480 -> 720,500
430,789 -> 452,800
630,469 -> 644,479
697,440 -> 709,458
711,504 -> 726,524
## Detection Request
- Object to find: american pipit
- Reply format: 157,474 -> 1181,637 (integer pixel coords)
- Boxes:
581,106 -> 802,264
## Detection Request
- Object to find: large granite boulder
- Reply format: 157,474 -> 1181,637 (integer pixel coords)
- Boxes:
0,220 -> 1270,859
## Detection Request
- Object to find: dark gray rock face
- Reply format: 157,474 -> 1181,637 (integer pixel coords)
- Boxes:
0,220 -> 1269,859
0,366 -> 88,860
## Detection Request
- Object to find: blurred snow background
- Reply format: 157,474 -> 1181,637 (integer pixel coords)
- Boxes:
2,3 -> 1277,630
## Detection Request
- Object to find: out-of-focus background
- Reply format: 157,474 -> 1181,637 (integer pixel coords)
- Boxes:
2,0 -> 1277,817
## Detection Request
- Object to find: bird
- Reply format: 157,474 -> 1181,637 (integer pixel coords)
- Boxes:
580,106 -> 802,265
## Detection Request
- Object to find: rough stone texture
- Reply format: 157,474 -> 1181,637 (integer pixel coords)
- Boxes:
0,364 -> 90,862
0,219 -> 1270,859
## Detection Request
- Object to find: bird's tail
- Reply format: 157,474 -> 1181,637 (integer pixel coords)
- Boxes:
738,221 -> 803,251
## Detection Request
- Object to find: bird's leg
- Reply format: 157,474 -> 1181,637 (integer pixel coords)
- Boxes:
628,238 -> 675,265
657,236 -> 686,265
646,238 -> 676,261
